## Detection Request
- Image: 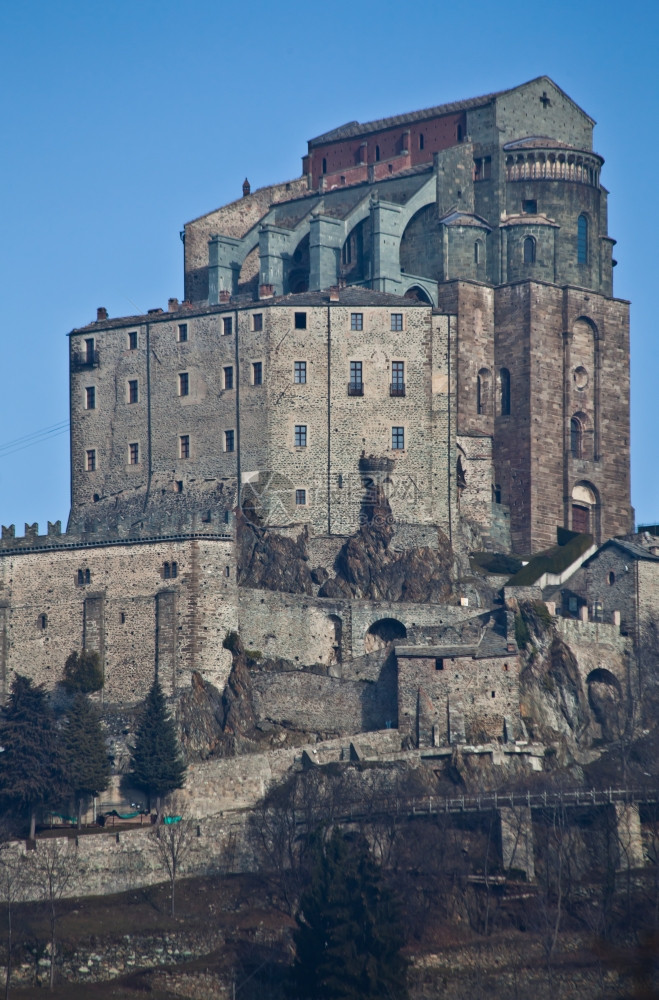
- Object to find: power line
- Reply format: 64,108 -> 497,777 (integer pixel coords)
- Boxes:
0,420 -> 70,458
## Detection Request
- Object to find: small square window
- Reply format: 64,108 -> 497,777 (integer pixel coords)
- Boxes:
223,366 -> 234,390
180,435 -> 190,459
223,317 -> 233,336
129,442 -> 139,465
351,313 -> 363,331
128,379 -> 138,404
523,199 -> 537,214
179,372 -> 189,396
294,425 -> 307,448
252,362 -> 263,386
225,429 -> 235,453
294,361 -> 307,384
295,489 -> 307,506
128,331 -> 138,350
294,312 -> 307,330
85,386 -> 96,409
86,449 -> 96,472
253,313 -> 263,332
391,313 -> 403,332
392,426 -> 405,450
178,323 -> 188,343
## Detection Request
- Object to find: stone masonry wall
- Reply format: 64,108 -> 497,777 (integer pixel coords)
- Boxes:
0,538 -> 237,704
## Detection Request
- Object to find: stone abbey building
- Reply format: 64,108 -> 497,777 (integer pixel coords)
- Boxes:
0,77 -> 635,745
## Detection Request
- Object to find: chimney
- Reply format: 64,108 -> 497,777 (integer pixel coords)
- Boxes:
242,178 -> 251,197
219,290 -> 231,303
168,297 -> 179,312
329,286 -> 340,301
259,284 -> 274,300
96,307 -> 108,322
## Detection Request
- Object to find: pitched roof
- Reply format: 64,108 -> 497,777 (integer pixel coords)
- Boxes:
308,76 -> 593,148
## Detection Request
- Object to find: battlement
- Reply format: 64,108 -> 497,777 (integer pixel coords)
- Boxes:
0,510 -> 233,556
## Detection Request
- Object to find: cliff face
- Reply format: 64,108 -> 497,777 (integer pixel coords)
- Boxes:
238,494 -> 454,604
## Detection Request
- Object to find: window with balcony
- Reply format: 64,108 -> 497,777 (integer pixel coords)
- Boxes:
349,361 -> 363,395
391,361 -> 405,396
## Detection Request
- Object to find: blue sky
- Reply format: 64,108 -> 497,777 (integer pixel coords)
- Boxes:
0,0 -> 656,531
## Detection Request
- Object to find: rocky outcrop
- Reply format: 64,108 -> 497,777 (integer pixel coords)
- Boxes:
237,514 -> 315,594
320,493 -> 453,602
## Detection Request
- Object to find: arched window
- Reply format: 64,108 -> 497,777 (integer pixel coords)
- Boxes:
477,368 -> 491,415
500,368 -> 511,416
375,145 -> 380,162
523,236 -> 536,264
570,416 -> 583,458
474,239 -> 482,265
577,214 -> 588,263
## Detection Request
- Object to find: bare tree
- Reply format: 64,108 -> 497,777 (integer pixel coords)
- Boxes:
32,838 -> 77,991
150,810 -> 195,917
0,840 -> 30,1000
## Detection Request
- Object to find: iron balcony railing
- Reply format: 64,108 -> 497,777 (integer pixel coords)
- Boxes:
390,382 -> 406,397
71,350 -> 100,371
347,382 -> 364,396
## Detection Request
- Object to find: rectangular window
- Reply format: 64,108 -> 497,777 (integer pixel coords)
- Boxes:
295,489 -> 307,506
253,313 -> 263,332
350,312 -> 363,331
294,361 -> 307,384
348,361 -> 363,395
391,313 -> 403,332
129,442 -> 139,465
86,449 -> 96,472
85,338 -> 95,363
294,312 -> 307,329
392,426 -> 405,450
225,429 -> 235,453
128,379 -> 138,404
223,317 -> 233,336
179,372 -> 189,396
391,360 -> 405,396
522,199 -> 537,214
128,331 -> 138,350
223,366 -> 234,390
177,323 -> 188,343
252,361 -> 263,386
85,386 -> 96,409
294,425 -> 307,448
179,434 -> 190,459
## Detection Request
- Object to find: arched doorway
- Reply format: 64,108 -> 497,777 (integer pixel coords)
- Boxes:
571,482 -> 597,536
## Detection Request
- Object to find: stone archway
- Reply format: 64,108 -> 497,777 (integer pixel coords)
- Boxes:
364,617 -> 407,653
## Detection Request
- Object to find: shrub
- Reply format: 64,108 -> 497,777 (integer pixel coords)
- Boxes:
515,613 -> 531,650
223,631 -> 240,653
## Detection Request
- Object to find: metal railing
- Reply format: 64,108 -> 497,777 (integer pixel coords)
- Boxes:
390,382 -> 406,397
347,382 -> 364,396
71,350 -> 100,371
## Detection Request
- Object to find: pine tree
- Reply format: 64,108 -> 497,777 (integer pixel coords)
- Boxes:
61,693 -> 111,828
129,678 -> 186,813
292,828 -> 408,1000
0,675 -> 65,838
61,650 -> 104,694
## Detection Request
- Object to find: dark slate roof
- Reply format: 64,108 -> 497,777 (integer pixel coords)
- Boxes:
70,288 -> 431,333
308,76 -> 593,147
309,89 -> 505,146
587,538 -> 659,564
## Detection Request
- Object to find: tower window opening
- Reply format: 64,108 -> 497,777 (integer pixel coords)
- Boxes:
322,157 -> 327,174
523,236 -> 536,264
570,417 -> 583,458
375,145 -> 380,162
522,199 -> 537,214
419,133 -> 424,150
578,214 -> 588,263
500,367 -> 511,415
40,614 -> 47,629
457,124 -> 463,142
